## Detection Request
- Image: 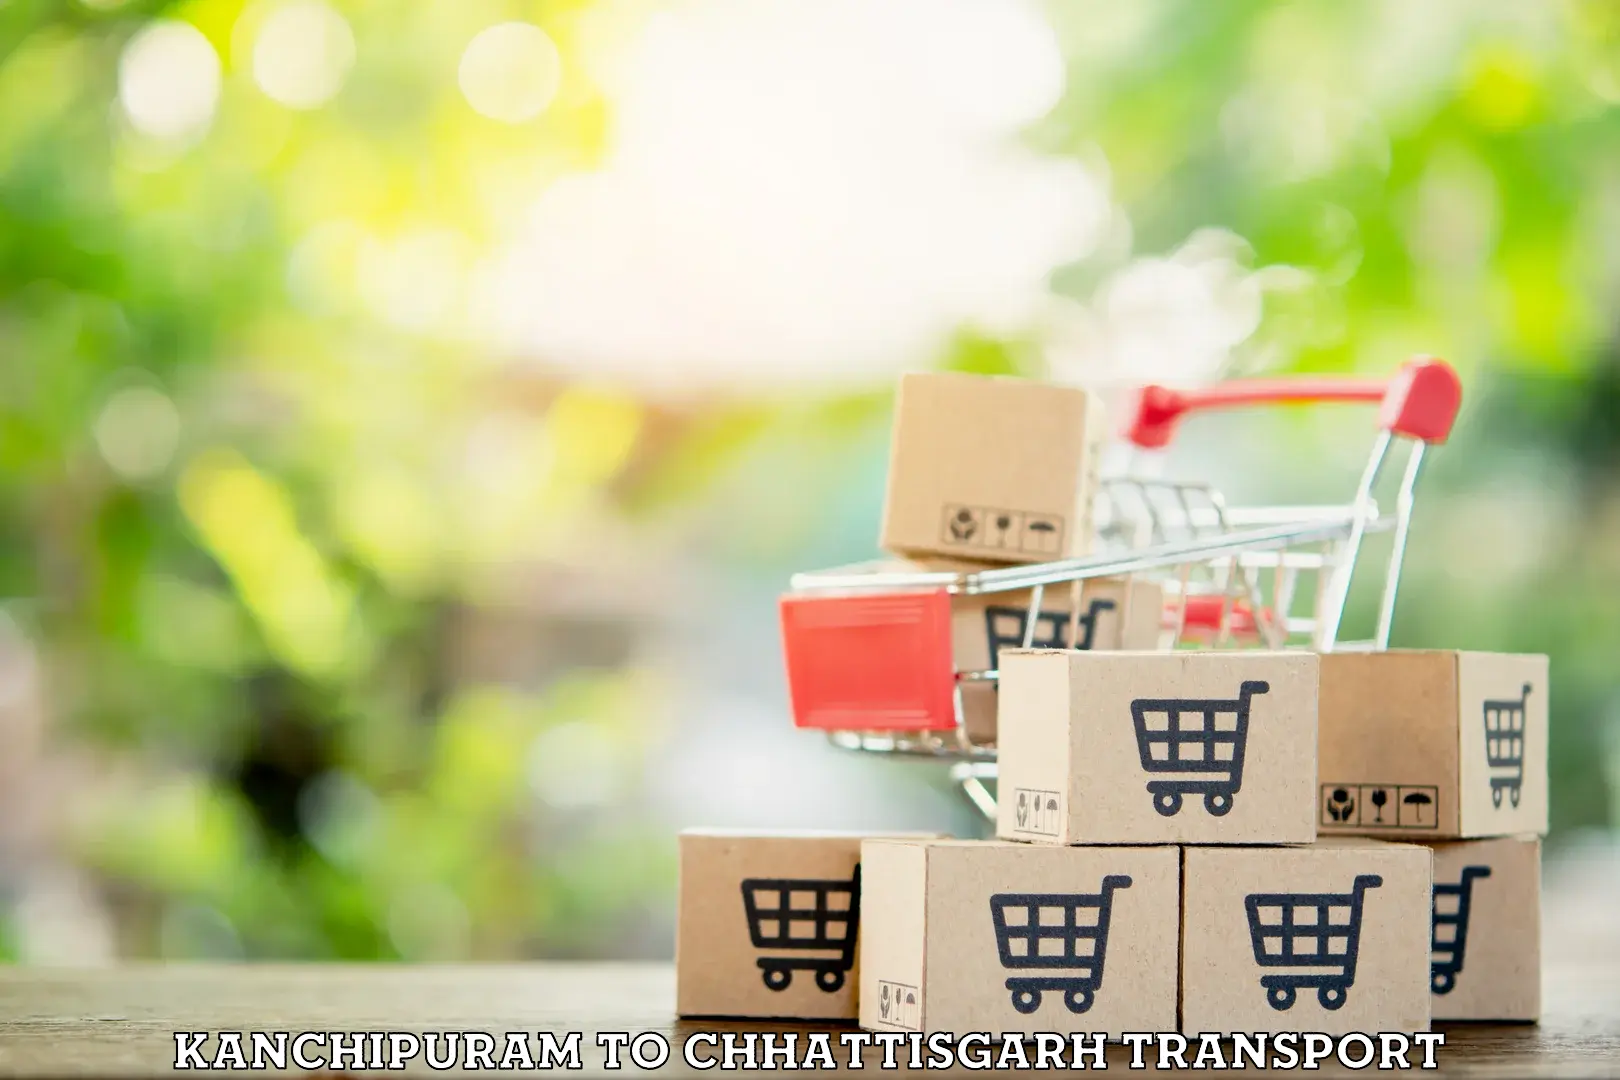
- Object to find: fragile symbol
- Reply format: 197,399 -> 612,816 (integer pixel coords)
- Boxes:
1131,680 -> 1269,817
1483,683 -> 1531,808
1432,866 -> 1491,995
989,876 -> 1132,1015
1326,787 -> 1355,822
740,867 -> 860,993
876,980 -> 920,1029
1245,874 -> 1383,1011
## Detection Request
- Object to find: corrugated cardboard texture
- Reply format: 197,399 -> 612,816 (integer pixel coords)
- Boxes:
1430,836 -> 1541,1021
677,831 -> 936,1020
860,840 -> 1178,1038
857,839 -> 929,1033
996,650 -> 1318,844
879,373 -> 1105,564
1182,841 -> 1432,1036
1456,653 -> 1549,837
1318,651 -> 1549,839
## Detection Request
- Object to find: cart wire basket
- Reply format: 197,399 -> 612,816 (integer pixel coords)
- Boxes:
1244,873 -> 1384,1011
778,358 -> 1463,820
989,875 -> 1133,1016
1431,865 -> 1492,995
739,868 -> 861,993
1483,684 -> 1531,808
1131,679 -> 1270,818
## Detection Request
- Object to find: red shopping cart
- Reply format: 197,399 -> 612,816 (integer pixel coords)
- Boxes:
740,869 -> 860,993
1245,874 -> 1383,1011
779,358 -> 1462,819
989,875 -> 1133,1015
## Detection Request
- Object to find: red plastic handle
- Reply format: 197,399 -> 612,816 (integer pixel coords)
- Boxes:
1126,356 -> 1462,450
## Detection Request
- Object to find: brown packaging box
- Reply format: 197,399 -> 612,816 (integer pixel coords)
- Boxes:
676,829 -> 940,1020
1182,840 -> 1432,1036
1429,836 -> 1540,1022
995,649 -> 1319,845
859,839 -> 1178,1038
879,372 -> 1107,564
1317,651 -> 1549,840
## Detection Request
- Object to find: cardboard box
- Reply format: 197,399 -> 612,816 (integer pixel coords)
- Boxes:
1317,651 -> 1549,840
1182,840 -> 1432,1036
859,839 -> 1178,1038
995,649 -> 1318,844
879,373 -> 1107,564
676,829 -> 940,1020
1429,835 -> 1540,1021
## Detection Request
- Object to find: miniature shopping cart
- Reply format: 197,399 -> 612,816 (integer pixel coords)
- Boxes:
1245,874 -> 1383,1011
740,869 -> 860,993
989,875 -> 1133,1015
1484,684 -> 1532,808
778,359 -> 1463,819
1131,679 -> 1269,817
1432,865 -> 1492,995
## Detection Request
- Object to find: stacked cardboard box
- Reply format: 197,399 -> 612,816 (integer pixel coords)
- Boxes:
677,371 -> 1547,1037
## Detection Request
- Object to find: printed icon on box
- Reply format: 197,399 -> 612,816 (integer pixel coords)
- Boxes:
1245,874 -> 1383,1011
1019,516 -> 1063,556
942,505 -> 982,545
876,980 -> 920,1029
1011,788 -> 1062,836
989,876 -> 1133,1015
1483,683 -> 1531,808
984,598 -> 1117,672
1367,787 -> 1391,824
1131,680 -> 1269,817
1324,787 -> 1356,824
1432,866 -> 1492,995
988,512 -> 1018,549
739,867 -> 860,993
1397,787 -> 1438,828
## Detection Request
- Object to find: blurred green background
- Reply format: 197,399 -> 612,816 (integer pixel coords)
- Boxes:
1,0 -> 1616,962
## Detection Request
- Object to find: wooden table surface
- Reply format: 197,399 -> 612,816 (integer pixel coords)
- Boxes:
0,960 -> 1617,1077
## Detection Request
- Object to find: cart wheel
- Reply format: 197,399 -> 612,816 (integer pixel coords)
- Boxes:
1510,786 -> 1521,808
763,968 -> 791,991
1153,791 -> 1183,817
1265,986 -> 1296,1011
816,969 -> 845,993
1492,787 -> 1503,808
1063,987 -> 1095,1014
1204,792 -> 1234,817
1318,986 -> 1347,1011
1432,970 -> 1455,995
1010,989 -> 1042,1015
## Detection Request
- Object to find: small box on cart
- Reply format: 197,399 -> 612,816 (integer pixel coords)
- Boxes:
676,829 -> 940,1020
879,372 -> 1107,564
1316,651 -> 1549,840
1428,835 -> 1540,1022
858,839 -> 1178,1038
1181,839 -> 1432,1036
995,649 -> 1319,845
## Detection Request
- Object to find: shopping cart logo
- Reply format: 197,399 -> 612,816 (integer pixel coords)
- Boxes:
1245,874 -> 1382,1011
989,875 -> 1132,1015
1432,865 -> 1492,995
1483,684 -> 1532,808
1131,680 -> 1269,817
985,597 -> 1117,668
739,868 -> 860,993
876,980 -> 921,1030
1010,788 -> 1063,837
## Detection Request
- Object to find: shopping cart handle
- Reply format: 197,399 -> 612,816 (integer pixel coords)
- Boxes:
1126,357 -> 1462,449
